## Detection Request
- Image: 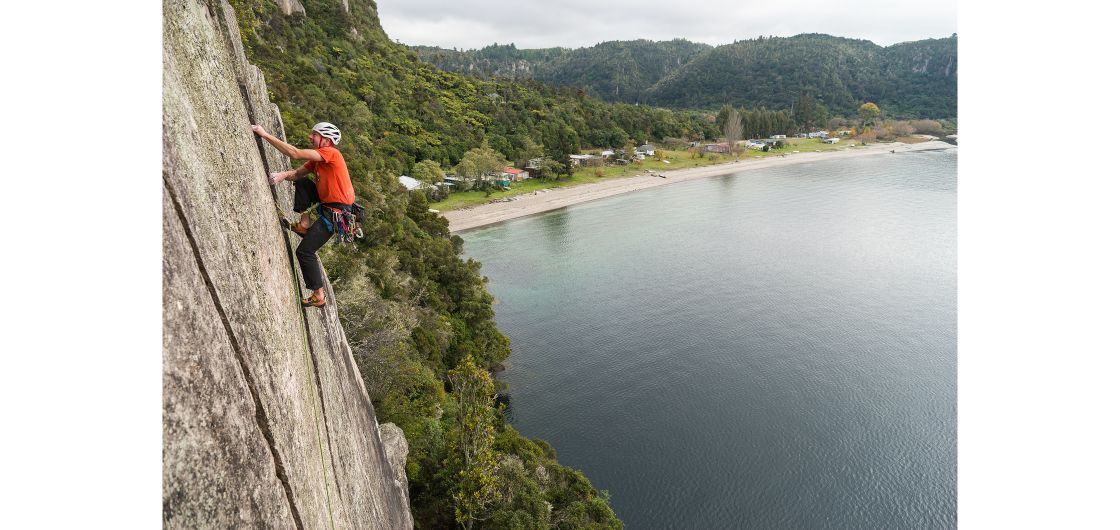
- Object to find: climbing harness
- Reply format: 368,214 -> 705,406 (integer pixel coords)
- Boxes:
317,203 -> 364,244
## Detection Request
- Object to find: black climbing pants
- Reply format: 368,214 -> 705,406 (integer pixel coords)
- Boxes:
292,178 -> 330,291
296,218 -> 331,291
292,177 -> 319,213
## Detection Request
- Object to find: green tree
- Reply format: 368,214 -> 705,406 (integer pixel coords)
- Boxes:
514,135 -> 545,168
537,157 -> 568,180
812,103 -> 830,131
445,356 -> 500,529
412,159 -> 445,184
794,94 -> 830,131
858,102 -> 881,126
617,139 -> 635,163
793,94 -> 816,131
455,143 -> 509,184
716,104 -> 734,131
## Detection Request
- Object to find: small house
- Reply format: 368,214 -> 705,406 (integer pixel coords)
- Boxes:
398,175 -> 432,191
570,154 -> 608,167
502,166 -> 529,182
770,134 -> 787,139
822,138 -> 839,144
636,144 -> 656,156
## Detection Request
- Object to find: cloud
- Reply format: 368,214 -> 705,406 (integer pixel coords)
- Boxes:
375,0 -> 956,49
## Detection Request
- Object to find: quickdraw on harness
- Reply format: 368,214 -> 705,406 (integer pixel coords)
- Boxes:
317,203 -> 364,244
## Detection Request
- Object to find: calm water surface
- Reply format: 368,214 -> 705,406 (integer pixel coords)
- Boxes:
462,150 -> 957,529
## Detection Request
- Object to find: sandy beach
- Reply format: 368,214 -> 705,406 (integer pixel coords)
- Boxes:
443,140 -> 956,232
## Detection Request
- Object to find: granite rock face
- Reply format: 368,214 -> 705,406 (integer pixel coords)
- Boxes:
163,0 -> 412,527
276,0 -> 305,16
378,423 -> 411,505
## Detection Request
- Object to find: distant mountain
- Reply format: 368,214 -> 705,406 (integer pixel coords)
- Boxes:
415,39 -> 713,104
413,43 -> 570,80
414,34 -> 957,118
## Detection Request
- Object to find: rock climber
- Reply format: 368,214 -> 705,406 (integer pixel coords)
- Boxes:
251,121 -> 354,308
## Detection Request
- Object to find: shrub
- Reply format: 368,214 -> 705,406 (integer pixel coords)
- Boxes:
912,119 -> 943,135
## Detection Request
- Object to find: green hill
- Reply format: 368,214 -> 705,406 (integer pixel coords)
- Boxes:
418,39 -> 713,103
646,34 -> 957,118
414,34 -> 957,118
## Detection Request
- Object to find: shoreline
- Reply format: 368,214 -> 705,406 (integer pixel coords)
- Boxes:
443,140 -> 956,233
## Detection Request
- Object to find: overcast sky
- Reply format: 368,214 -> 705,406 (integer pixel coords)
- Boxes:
376,0 -> 956,50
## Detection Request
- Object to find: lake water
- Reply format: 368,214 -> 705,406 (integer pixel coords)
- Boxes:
461,150 -> 957,529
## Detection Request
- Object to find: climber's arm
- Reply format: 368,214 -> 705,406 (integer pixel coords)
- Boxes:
267,164 -> 314,185
251,124 -> 324,162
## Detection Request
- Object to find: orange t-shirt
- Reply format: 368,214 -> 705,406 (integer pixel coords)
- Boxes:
305,146 -> 355,205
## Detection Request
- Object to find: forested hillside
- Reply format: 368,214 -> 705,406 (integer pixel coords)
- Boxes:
646,34 -> 956,118
231,0 -> 717,180
416,39 -> 713,104
227,0 -> 646,526
414,34 -> 957,118
412,43 -> 570,79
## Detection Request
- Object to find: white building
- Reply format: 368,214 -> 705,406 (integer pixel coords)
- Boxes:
398,175 -> 432,191
569,154 -> 593,166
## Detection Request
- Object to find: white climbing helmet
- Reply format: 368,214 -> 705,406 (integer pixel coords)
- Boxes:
312,122 -> 341,145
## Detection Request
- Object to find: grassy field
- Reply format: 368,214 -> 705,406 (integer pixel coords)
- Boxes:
430,138 -> 868,211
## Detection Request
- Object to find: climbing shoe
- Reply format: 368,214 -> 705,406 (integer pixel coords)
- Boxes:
301,292 -> 326,308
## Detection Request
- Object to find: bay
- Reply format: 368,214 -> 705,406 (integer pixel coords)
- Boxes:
462,150 -> 957,529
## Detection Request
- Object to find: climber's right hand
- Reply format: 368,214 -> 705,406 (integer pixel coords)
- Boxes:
269,171 -> 289,185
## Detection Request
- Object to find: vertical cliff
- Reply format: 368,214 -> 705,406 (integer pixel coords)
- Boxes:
162,0 -> 412,527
